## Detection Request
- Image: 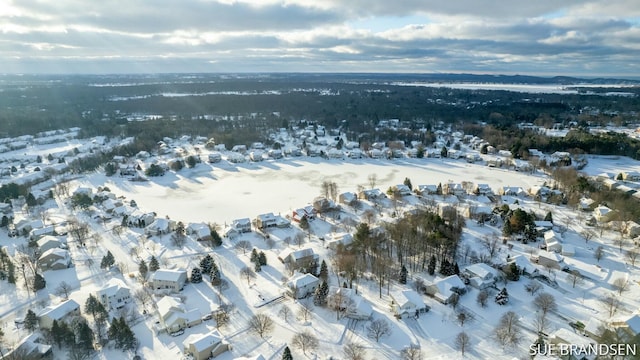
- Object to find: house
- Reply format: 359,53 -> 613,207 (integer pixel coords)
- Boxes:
508,254 -> 536,275
425,275 -> 466,304
279,248 -> 319,273
156,296 -> 202,333
390,289 -> 429,318
37,235 -> 65,253
208,152 -> 222,163
534,250 -> 564,269
312,197 -> 338,213
256,213 -> 277,229
326,286 -> 373,320
358,188 -> 385,201
286,272 -> 319,299
415,185 -> 439,195
473,183 -> 493,195
29,225 -> 55,241
561,244 -> 576,257
2,333 -> 52,360
443,183 -> 465,196
339,192 -> 358,205
231,218 -> 252,233
187,223 -> 212,242
326,233 -> 353,250
38,248 -> 71,270
96,279 -> 132,310
249,150 -> 264,162
0,202 -> 12,216
623,314 -> 640,337
543,230 -> 563,252
38,299 -> 81,329
292,206 -> 315,223
392,184 -> 413,196
593,205 -> 615,222
622,171 -> 640,181
183,330 -> 229,360
549,328 -> 596,360
145,218 -> 176,236
463,263 -> 497,289
498,186 -> 526,197
149,269 -> 188,292
127,211 -> 155,227
584,317 -> 605,339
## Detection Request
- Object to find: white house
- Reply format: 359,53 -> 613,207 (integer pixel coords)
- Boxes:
286,272 -> 319,299
38,299 -> 81,329
279,248 -> 319,272
534,250 -> 564,269
390,289 -> 429,318
425,275 -> 466,304
2,333 -> 52,360
392,184 -> 413,196
37,235 -> 65,253
183,330 -> 229,360
38,248 -> 71,270
463,263 -> 497,289
156,296 -> 202,333
149,269 -> 188,292
231,218 -> 251,233
593,205 -> 615,222
145,218 -> 176,236
326,233 -> 353,250
96,279 -> 132,310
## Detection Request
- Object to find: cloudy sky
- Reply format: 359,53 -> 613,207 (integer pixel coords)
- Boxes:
1,0 -> 639,76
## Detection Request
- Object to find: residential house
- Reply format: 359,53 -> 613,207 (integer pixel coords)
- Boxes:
584,317 -> 605,340
187,223 -> 212,242
2,333 -> 52,360
326,233 -> 353,250
37,235 -> 65,253
543,230 -> 563,252
96,279 -> 132,311
390,289 -> 429,318
208,152 -> 222,163
38,299 -> 80,329
622,171 -> 640,181
443,183 -> 465,196
338,192 -> 357,205
473,183 -> 493,195
231,218 -> 252,233
425,275 -> 466,304
286,272 -> 319,299
593,205 -> 615,222
183,330 -> 229,360
507,254 -> 536,275
145,218 -> 176,236
498,186 -> 526,197
278,248 -> 319,273
29,225 -> 55,241
534,250 -> 564,269
256,213 -> 277,229
149,269 -> 188,292
549,328 -> 596,360
561,244 -> 576,257
415,185 -> 438,195
327,286 -> 373,320
0,202 -> 13,216
463,263 -> 497,289
38,248 -> 71,271
391,184 -> 413,196
156,296 -> 202,333
292,206 -> 315,223
358,188 -> 385,201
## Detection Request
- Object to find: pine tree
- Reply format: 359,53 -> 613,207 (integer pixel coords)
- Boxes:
200,254 -> 213,274
439,258 -> 451,275
453,262 -> 460,275
544,211 -> 553,223
403,177 -> 413,190
149,255 -> 160,272
502,220 -> 512,237
33,272 -> 46,290
139,259 -> 148,279
85,294 -> 108,323
109,317 -> 137,351
319,260 -> 328,282
100,251 -> 115,269
191,267 -> 203,283
314,281 -> 329,306
250,248 -> 259,264
428,255 -> 437,275
258,251 -> 267,266
495,287 -> 509,305
211,228 -> 222,247
210,262 -> 221,286
26,193 -> 37,207
282,346 -> 293,360
24,309 -> 38,332
399,265 -> 408,284
76,321 -> 95,351
254,261 -> 262,272
51,320 -> 64,347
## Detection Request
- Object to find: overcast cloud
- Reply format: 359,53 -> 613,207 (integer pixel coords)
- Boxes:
1,0 -> 638,76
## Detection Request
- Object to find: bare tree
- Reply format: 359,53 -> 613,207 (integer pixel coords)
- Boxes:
476,290 -> 489,308
581,230 -> 595,243
278,305 -> 292,323
494,311 -> 521,348
248,313 -> 274,339
291,330 -> 319,355
461,244 -> 472,264
294,232 -> 305,248
600,293 -> 621,318
482,235 -> 499,259
533,312 -> 549,334
626,250 -> 639,266
612,277 -> 629,295
613,237 -> 627,253
133,288 -> 154,310
366,318 -> 392,342
54,281 -> 73,300
400,344 -> 422,360
368,173 -> 378,189
67,219 -> 90,244
566,270 -> 585,289
343,342 -> 366,360
534,293 -> 557,319
235,240 -> 252,255
214,305 -> 230,329
456,308 -> 475,327
594,246 -> 605,262
297,300 -> 314,322
240,266 -> 256,285
455,332 -> 471,356
525,280 -> 543,296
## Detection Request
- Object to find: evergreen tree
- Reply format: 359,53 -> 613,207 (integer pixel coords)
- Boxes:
24,309 -> 38,332
109,317 -> 137,351
250,248 -> 259,264
191,267 -> 203,283
149,255 -> 160,272
51,320 -> 64,347
502,220 -> 512,237
0,215 -> 8,228
61,321 -> 75,347
26,192 -> 37,207
314,281 -> 329,306
399,265 -> 408,284
33,272 -> 46,291
139,259 -> 148,279
439,258 -> 451,276
453,262 -> 460,275
282,346 -> 293,360
200,254 -> 213,274
436,183 -> 443,195
544,211 -> 553,223
403,177 -> 413,190
507,262 -> 520,281
100,251 -> 115,269
258,251 -> 267,266
254,261 -> 262,272
319,260 -> 328,282
210,262 -> 221,286
495,287 -> 509,305
428,255 -> 437,276
417,146 -> 425,158
76,321 -> 95,352
85,294 -> 108,323
210,228 -> 222,247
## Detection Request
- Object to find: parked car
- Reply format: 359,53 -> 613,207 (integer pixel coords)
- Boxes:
170,329 -> 184,337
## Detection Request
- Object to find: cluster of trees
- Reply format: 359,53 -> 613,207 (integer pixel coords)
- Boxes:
250,248 -> 267,272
